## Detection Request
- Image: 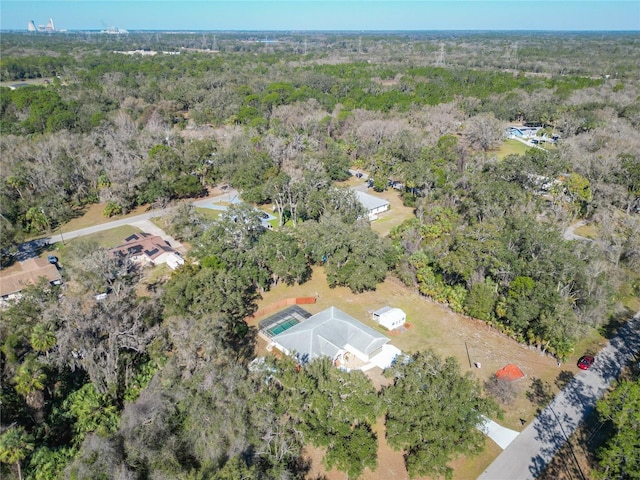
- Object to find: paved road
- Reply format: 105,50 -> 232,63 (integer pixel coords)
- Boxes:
40,189 -> 238,245
13,190 -> 238,261
479,311 -> 640,480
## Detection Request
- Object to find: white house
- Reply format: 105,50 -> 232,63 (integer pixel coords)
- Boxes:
353,190 -> 390,220
269,306 -> 390,365
372,306 -> 406,330
507,126 -> 541,139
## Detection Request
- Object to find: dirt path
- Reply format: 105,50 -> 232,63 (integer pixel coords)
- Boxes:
563,220 -> 593,242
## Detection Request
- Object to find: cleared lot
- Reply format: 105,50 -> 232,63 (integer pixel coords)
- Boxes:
249,266 -> 593,480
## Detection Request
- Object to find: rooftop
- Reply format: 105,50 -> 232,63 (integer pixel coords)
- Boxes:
271,306 -> 389,362
353,189 -> 390,213
0,258 -> 62,298
110,232 -> 176,261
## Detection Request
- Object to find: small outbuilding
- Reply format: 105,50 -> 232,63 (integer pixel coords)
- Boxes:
372,306 -> 406,331
166,253 -> 185,270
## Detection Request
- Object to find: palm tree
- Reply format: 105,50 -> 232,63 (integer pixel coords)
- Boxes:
0,426 -> 34,480
6,175 -> 27,201
30,324 -> 56,358
24,207 -> 49,233
13,358 -> 47,412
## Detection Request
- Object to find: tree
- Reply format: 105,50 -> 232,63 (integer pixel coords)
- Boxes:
263,356 -> 380,478
13,357 -> 47,413
464,112 -> 504,152
24,207 -> 48,233
595,379 -> 640,480
30,323 -> 56,358
163,264 -> 260,322
54,287 -> 161,397
255,229 -> 310,287
464,281 -> 497,321
64,434 -> 132,480
0,426 -> 34,480
565,171 -> 592,213
322,143 -> 351,181
298,215 -> 394,293
264,172 -> 291,227
199,203 -> 266,258
160,201 -> 205,242
63,383 -> 119,444
0,214 -> 23,266
382,350 -> 499,479
63,239 -> 128,293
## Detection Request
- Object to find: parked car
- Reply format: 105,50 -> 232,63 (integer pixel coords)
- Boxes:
47,255 -> 58,264
577,355 -> 595,370
261,212 -> 270,219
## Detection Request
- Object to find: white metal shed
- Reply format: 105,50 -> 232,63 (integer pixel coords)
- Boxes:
372,306 -> 406,330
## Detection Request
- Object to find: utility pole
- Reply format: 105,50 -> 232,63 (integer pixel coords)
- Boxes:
435,43 -> 446,67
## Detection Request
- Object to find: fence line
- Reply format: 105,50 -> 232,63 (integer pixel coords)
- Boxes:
246,297 -> 316,321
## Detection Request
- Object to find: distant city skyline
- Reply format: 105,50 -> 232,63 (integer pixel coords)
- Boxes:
1,1 -> 639,32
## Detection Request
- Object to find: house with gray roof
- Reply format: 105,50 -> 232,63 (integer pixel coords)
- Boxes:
270,306 -> 390,365
353,190 -> 390,220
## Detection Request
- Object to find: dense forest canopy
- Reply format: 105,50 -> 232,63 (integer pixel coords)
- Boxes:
1,31 -> 639,479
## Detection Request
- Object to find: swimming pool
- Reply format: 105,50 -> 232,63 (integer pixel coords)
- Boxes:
259,305 -> 312,338
266,318 -> 300,337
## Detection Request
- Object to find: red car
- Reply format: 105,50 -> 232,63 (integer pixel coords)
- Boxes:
577,355 -> 595,370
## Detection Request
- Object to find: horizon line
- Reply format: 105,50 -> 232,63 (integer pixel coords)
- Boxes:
2,28 -> 639,33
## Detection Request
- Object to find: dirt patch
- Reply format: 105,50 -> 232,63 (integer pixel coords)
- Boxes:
370,191 -> 415,238
337,177 -> 414,238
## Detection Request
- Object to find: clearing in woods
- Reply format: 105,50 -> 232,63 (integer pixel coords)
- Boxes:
249,267 -> 601,480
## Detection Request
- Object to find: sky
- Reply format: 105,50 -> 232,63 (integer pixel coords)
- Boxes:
1,1 -> 639,32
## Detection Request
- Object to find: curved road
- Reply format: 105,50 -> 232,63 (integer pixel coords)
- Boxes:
563,220 -> 594,242
43,190 -> 238,244
13,190 -> 238,262
480,311 -> 640,480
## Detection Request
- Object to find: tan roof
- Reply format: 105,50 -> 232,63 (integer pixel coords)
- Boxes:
110,233 -> 176,262
0,258 -> 62,297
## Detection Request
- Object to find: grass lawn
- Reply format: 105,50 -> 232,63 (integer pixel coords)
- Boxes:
51,225 -> 141,265
370,190 -> 414,237
195,207 -> 223,221
58,203 -> 152,234
493,139 -> 532,159
574,223 -> 598,239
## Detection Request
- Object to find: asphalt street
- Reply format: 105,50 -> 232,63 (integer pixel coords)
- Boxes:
16,190 -> 238,252
479,311 -> 640,480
